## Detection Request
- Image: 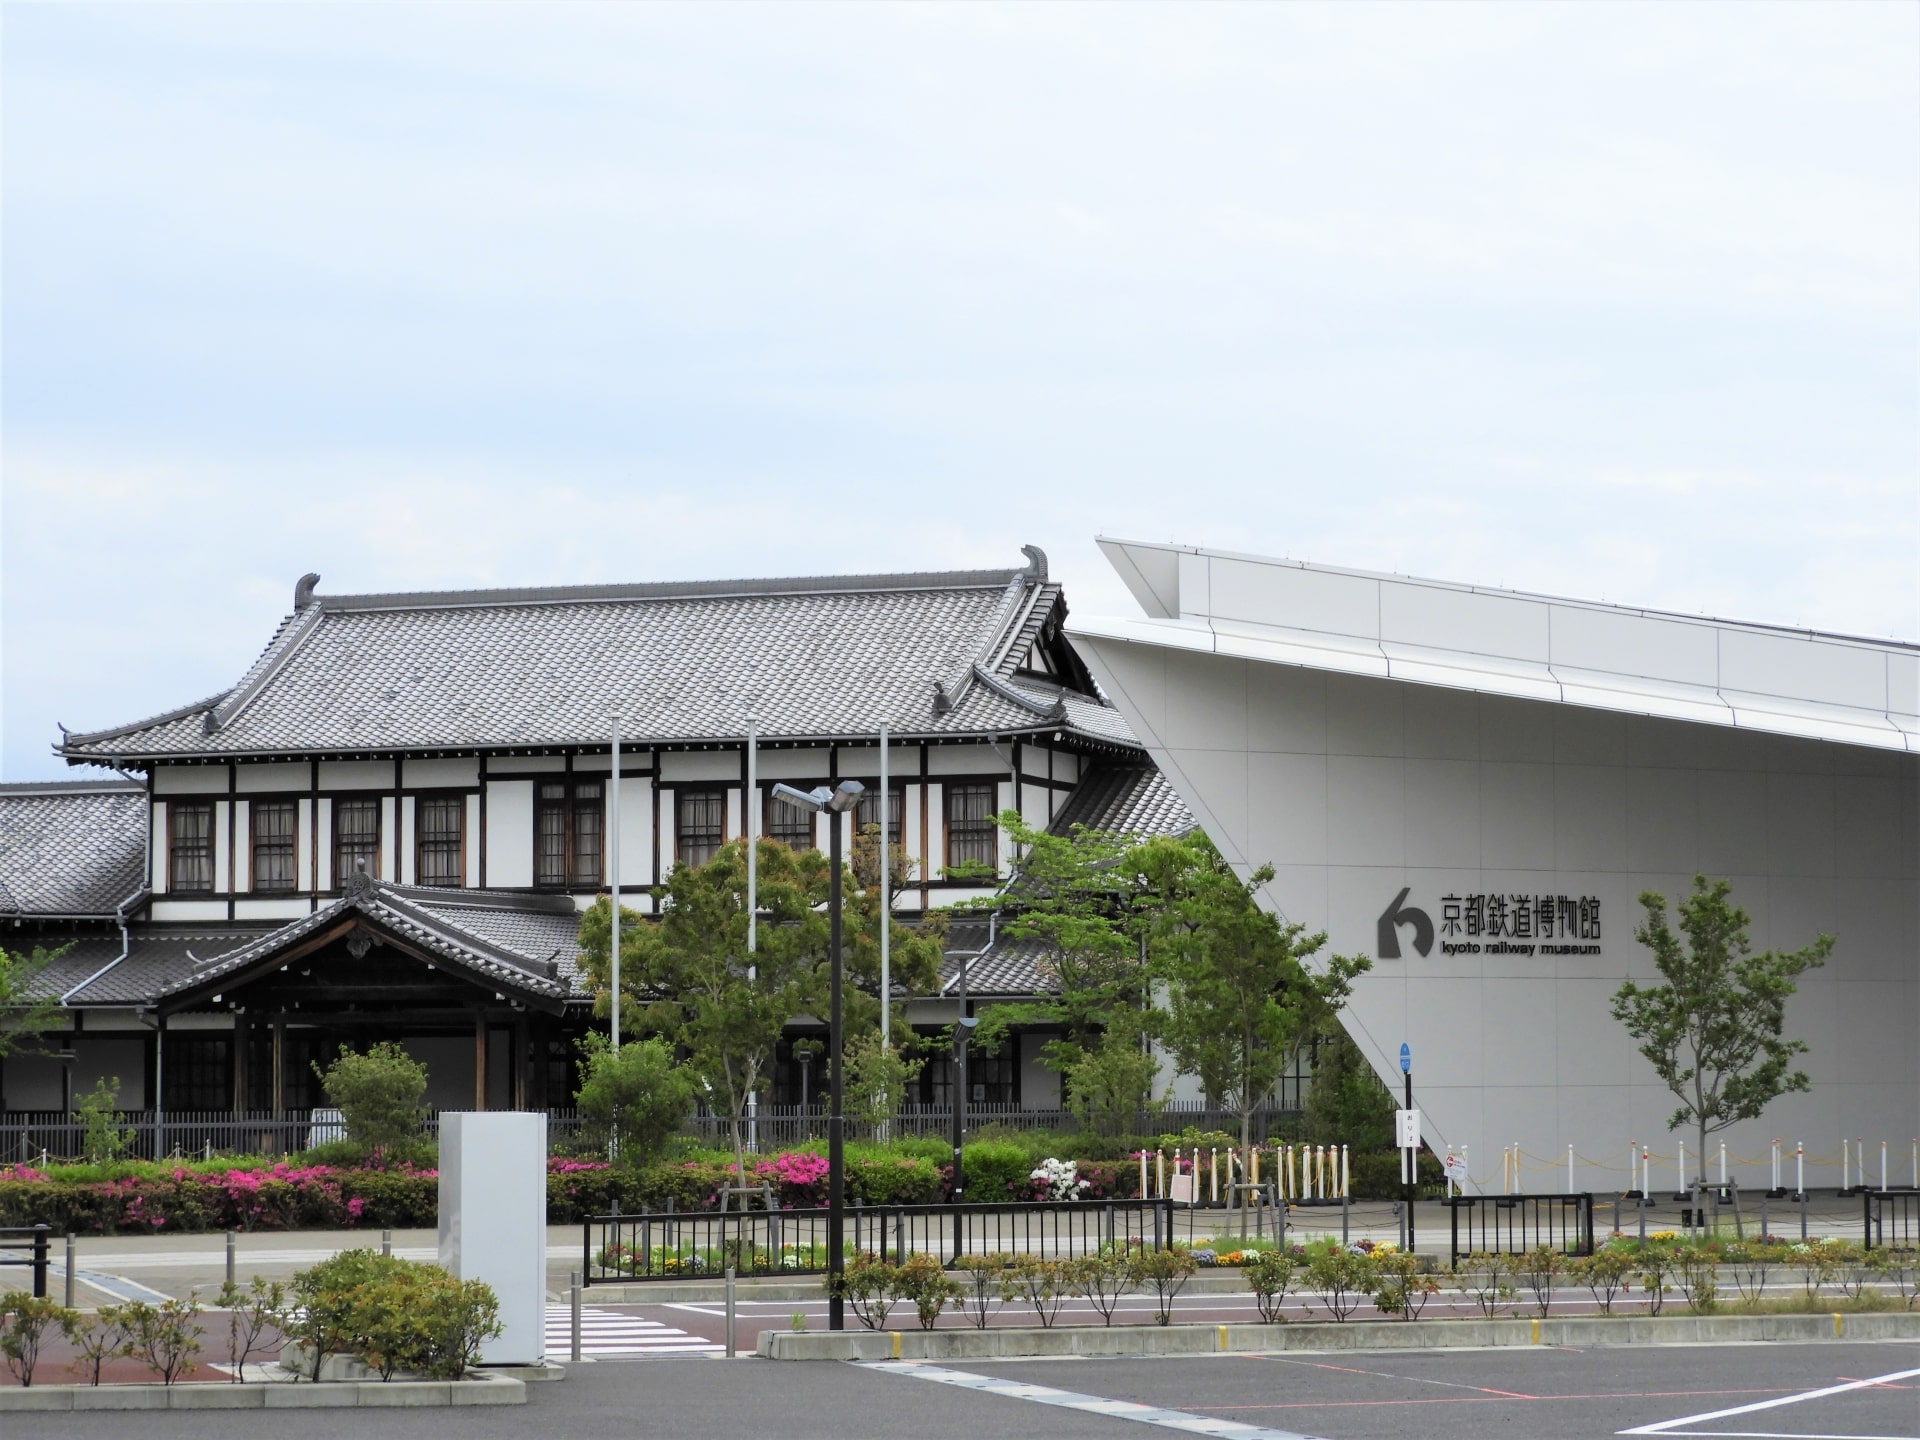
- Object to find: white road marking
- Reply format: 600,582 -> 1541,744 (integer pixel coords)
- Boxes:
867,1361 -> 1330,1440
1617,1363 -> 1920,1438
544,1304 -> 724,1358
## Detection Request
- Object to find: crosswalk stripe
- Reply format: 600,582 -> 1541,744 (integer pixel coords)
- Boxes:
543,1305 -> 724,1358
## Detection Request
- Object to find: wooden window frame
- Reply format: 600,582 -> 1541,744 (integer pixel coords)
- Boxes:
762,785 -> 817,851
332,796 -> 382,887
249,799 -> 299,894
855,785 -> 904,847
414,792 -> 467,889
675,788 -> 726,871
944,782 -> 998,872
168,800 -> 216,894
534,779 -> 605,889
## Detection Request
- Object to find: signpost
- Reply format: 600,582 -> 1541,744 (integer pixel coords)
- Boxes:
1398,1044 -> 1415,1253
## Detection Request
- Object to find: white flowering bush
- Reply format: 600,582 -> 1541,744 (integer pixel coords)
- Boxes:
1029,1157 -> 1091,1202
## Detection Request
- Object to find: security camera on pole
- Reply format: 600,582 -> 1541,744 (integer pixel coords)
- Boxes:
769,778 -> 864,1331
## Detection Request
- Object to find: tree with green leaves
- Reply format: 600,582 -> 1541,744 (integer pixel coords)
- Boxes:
961,811 -> 1155,1112
1140,832 -> 1369,1178
0,944 -> 67,1061
573,1032 -> 695,1165
1301,1022 -> 1396,1152
1611,875 -> 1834,1176
315,1041 -> 428,1154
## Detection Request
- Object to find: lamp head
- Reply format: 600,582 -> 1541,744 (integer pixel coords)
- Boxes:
770,782 -> 831,813
827,779 -> 866,814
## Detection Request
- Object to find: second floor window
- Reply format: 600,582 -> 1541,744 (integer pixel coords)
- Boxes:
416,795 -> 465,887
169,801 -> 215,893
856,785 -> 903,845
764,789 -> 816,850
334,798 -> 380,885
535,780 -> 604,888
945,783 -> 998,871
251,801 -> 297,892
676,789 -> 724,870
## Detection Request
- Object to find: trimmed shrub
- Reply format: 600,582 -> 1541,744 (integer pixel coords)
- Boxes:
316,1043 -> 428,1153
958,1140 -> 1032,1202
286,1249 -> 500,1381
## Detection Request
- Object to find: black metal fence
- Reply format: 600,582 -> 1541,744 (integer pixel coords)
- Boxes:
0,1225 -> 51,1298
1444,1194 -> 1595,1269
0,1108 -> 586,1164
583,1198 -> 1176,1286
1864,1189 -> 1920,1250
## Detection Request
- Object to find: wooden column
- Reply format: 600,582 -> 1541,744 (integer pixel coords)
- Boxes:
510,1015 -> 529,1111
473,1011 -> 488,1111
528,1014 -> 549,1112
232,1014 -> 250,1114
271,1019 -> 285,1120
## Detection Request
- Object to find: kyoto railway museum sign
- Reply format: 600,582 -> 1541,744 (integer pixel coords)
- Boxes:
1379,886 -> 1603,960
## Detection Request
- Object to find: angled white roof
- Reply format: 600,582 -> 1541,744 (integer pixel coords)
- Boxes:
1074,539 -> 1920,753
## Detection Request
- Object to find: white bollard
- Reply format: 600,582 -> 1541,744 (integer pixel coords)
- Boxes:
1139,1149 -> 1148,1200
1643,1145 -> 1652,1198
1881,1140 -> 1888,1192
1677,1139 -> 1687,1196
1341,1144 -> 1350,1199
1514,1141 -> 1523,1196
1771,1139 -> 1781,1192
1857,1139 -> 1866,1190
1795,1141 -> 1804,1198
1718,1141 -> 1727,1188
1568,1144 -> 1575,1194
1842,1139 -> 1850,1193
1461,1145 -> 1469,1196
1912,1140 -> 1918,1190
1211,1148 -> 1219,1205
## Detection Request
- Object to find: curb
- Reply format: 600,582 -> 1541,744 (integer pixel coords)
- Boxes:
0,1374 -> 526,1411
757,1311 -> 1920,1361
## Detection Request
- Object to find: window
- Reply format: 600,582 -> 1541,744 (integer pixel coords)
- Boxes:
169,802 -> 215,893
333,799 -> 380,886
251,801 -> 298,893
855,786 -> 903,845
764,789 -> 816,850
163,1037 -> 231,1111
535,780 -> 604,888
676,790 -> 725,870
945,783 -> 998,871
416,795 -> 465,887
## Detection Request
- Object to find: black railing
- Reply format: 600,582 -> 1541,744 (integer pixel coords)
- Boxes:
0,1225 -> 51,1298
1445,1194 -> 1595,1269
1864,1188 -> 1920,1250
583,1198 -> 1176,1286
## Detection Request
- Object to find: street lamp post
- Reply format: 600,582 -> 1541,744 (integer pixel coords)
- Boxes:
770,779 -> 864,1331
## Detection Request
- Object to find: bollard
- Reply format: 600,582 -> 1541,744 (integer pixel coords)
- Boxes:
30,1225 -> 49,1299
1799,1188 -> 1808,1242
64,1233 -> 75,1309
226,1229 -> 236,1287
569,1271 -> 582,1362
1637,1195 -> 1647,1245
1881,1140 -> 1888,1192
725,1266 -> 737,1358
1340,1192 -> 1349,1246
382,1227 -> 392,1259
1760,1193 -> 1769,1243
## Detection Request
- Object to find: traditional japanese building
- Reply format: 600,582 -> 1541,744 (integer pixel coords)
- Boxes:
1,549 -> 1191,1125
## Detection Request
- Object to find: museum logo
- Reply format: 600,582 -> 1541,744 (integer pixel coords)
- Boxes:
1379,888 -> 1604,958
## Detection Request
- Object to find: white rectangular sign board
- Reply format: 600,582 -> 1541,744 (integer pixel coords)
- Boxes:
439,1111 -> 547,1365
1395,1108 -> 1421,1150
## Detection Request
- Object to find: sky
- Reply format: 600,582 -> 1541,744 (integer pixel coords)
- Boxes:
3,2 -> 1915,781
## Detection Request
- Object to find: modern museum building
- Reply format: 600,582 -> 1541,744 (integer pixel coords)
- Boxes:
1072,539 -> 1919,1194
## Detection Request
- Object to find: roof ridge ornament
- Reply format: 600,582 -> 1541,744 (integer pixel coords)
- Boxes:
343,859 -> 378,901
294,573 -> 321,609
1021,545 -> 1047,581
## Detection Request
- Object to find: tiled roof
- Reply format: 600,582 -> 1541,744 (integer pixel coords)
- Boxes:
25,926 -> 275,1005
0,782 -> 148,918
154,881 -> 573,1007
1048,763 -> 1195,839
59,557 -> 1142,761
940,918 -> 1055,997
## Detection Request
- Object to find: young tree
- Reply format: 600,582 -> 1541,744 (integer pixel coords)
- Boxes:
315,1041 -> 428,1153
0,944 -> 67,1060
962,811 -> 1151,1085
579,839 -> 828,1178
1611,875 -> 1834,1176
1141,832 -> 1369,1177
1301,1022 -> 1396,1151
573,1032 -> 695,1164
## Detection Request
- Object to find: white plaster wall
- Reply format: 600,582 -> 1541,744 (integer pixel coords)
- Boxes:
660,752 -> 740,782
383,796 -> 400,884
658,787 -> 676,872
153,765 -> 230,794
213,801 -> 231,893
150,804 -> 167,891
315,798 -> 333,891
1081,633 -> 1920,1195
405,757 -> 480,788
487,781 -> 535,888
756,748 -> 832,780
319,760 -> 395,790
617,775 -> 652,891
233,799 -> 251,892
234,898 -> 311,921
296,798 -> 313,892
235,762 -> 310,794
465,793 -> 483,887
1019,1032 -> 1062,1109
928,745 -> 997,776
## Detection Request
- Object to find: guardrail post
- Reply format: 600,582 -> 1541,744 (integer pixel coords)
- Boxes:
725,1266 -> 737,1358
1341,1192 -> 1349,1247
64,1233 -> 75,1308
569,1270 -> 582,1362
226,1228 -> 236,1286
381,1227 -> 392,1259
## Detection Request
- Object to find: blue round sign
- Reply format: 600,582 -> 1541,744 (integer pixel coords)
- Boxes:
1399,1042 -> 1412,1074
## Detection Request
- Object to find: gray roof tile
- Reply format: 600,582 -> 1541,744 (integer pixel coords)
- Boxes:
0,782 -> 148,918
60,562 -> 1141,761
1048,763 -> 1195,838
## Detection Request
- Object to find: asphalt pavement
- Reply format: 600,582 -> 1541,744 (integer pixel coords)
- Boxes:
4,1341 -> 1915,1440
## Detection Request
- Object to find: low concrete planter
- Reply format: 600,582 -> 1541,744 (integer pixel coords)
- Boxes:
758,1310 -> 1920,1361
0,1372 -> 526,1411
